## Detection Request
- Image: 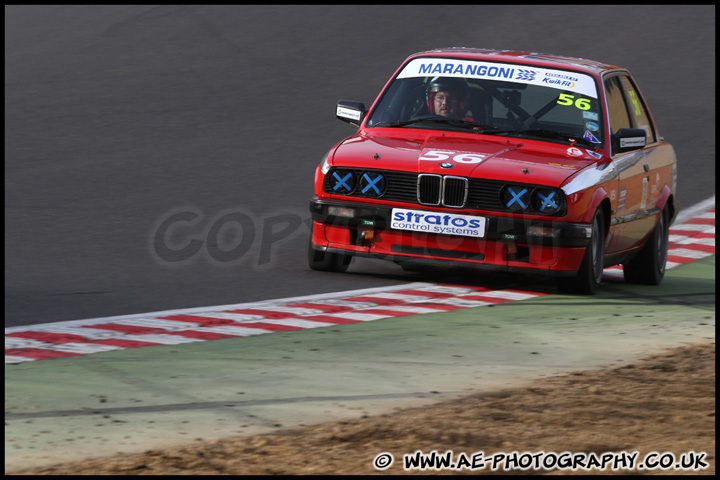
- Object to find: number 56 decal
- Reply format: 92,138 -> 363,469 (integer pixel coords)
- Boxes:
419,150 -> 487,164
557,93 -> 591,111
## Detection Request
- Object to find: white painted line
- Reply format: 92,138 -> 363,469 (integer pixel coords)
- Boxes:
364,305 -> 459,314
673,196 -> 715,225
5,355 -> 36,364
41,343 -> 122,354
112,318 -> 204,330
108,334 -> 204,345
670,223 -> 715,232
466,290 -> 540,301
21,326 -> 136,340
6,337 -> 49,349
667,248 -> 714,259
196,326 -> 272,336
238,318 -> 336,328
688,237 -> 714,246
407,285 -> 487,296
175,312 -> 269,322
347,292 -> 437,302
226,305 -> 330,316
430,298 -> 499,307
315,312 -> 394,321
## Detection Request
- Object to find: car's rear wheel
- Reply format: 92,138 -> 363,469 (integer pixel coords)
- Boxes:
307,223 -> 351,273
622,205 -> 670,285
557,207 -> 605,295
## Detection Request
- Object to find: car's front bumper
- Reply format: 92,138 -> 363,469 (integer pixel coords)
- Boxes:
309,197 -> 593,276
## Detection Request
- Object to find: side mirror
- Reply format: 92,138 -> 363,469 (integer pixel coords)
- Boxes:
613,128 -> 647,154
336,100 -> 366,126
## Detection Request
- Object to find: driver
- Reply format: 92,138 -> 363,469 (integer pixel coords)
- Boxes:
426,77 -> 469,120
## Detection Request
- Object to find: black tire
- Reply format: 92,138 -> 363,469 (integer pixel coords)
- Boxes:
557,207 -> 605,295
307,224 -> 351,273
623,206 -> 670,285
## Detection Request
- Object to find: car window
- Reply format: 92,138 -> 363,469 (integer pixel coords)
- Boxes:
618,75 -> 656,144
604,76 -> 632,134
366,58 -> 603,147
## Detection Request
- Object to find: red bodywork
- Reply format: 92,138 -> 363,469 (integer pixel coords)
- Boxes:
309,48 -> 676,280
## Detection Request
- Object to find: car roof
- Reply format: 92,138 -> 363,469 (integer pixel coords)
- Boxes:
409,47 -> 622,76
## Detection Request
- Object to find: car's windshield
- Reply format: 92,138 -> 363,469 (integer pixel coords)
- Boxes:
366,57 -> 604,147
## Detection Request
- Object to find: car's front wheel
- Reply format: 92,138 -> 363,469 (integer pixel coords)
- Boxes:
557,207 -> 605,295
307,223 -> 352,273
622,205 -> 670,285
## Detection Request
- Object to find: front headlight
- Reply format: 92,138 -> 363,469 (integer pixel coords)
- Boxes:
328,169 -> 356,194
532,188 -> 562,215
501,185 -> 531,212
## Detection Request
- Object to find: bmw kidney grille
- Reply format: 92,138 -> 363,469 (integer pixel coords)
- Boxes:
417,174 -> 442,205
418,174 -> 467,208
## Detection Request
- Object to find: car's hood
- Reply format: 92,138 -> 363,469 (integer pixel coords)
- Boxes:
331,131 -> 602,187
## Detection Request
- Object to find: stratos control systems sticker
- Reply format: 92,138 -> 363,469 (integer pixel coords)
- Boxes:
391,208 -> 487,237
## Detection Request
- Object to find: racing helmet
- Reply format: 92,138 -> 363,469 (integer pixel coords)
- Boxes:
426,77 -> 469,115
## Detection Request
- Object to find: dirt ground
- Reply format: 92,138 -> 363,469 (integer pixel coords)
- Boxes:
7,342 -> 715,476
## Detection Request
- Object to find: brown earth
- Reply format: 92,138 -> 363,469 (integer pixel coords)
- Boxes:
7,342 -> 715,476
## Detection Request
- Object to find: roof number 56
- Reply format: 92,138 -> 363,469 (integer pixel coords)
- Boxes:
557,93 -> 591,111
419,150 -> 486,164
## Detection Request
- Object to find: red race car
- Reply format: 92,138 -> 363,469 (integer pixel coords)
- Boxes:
308,48 -> 677,294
